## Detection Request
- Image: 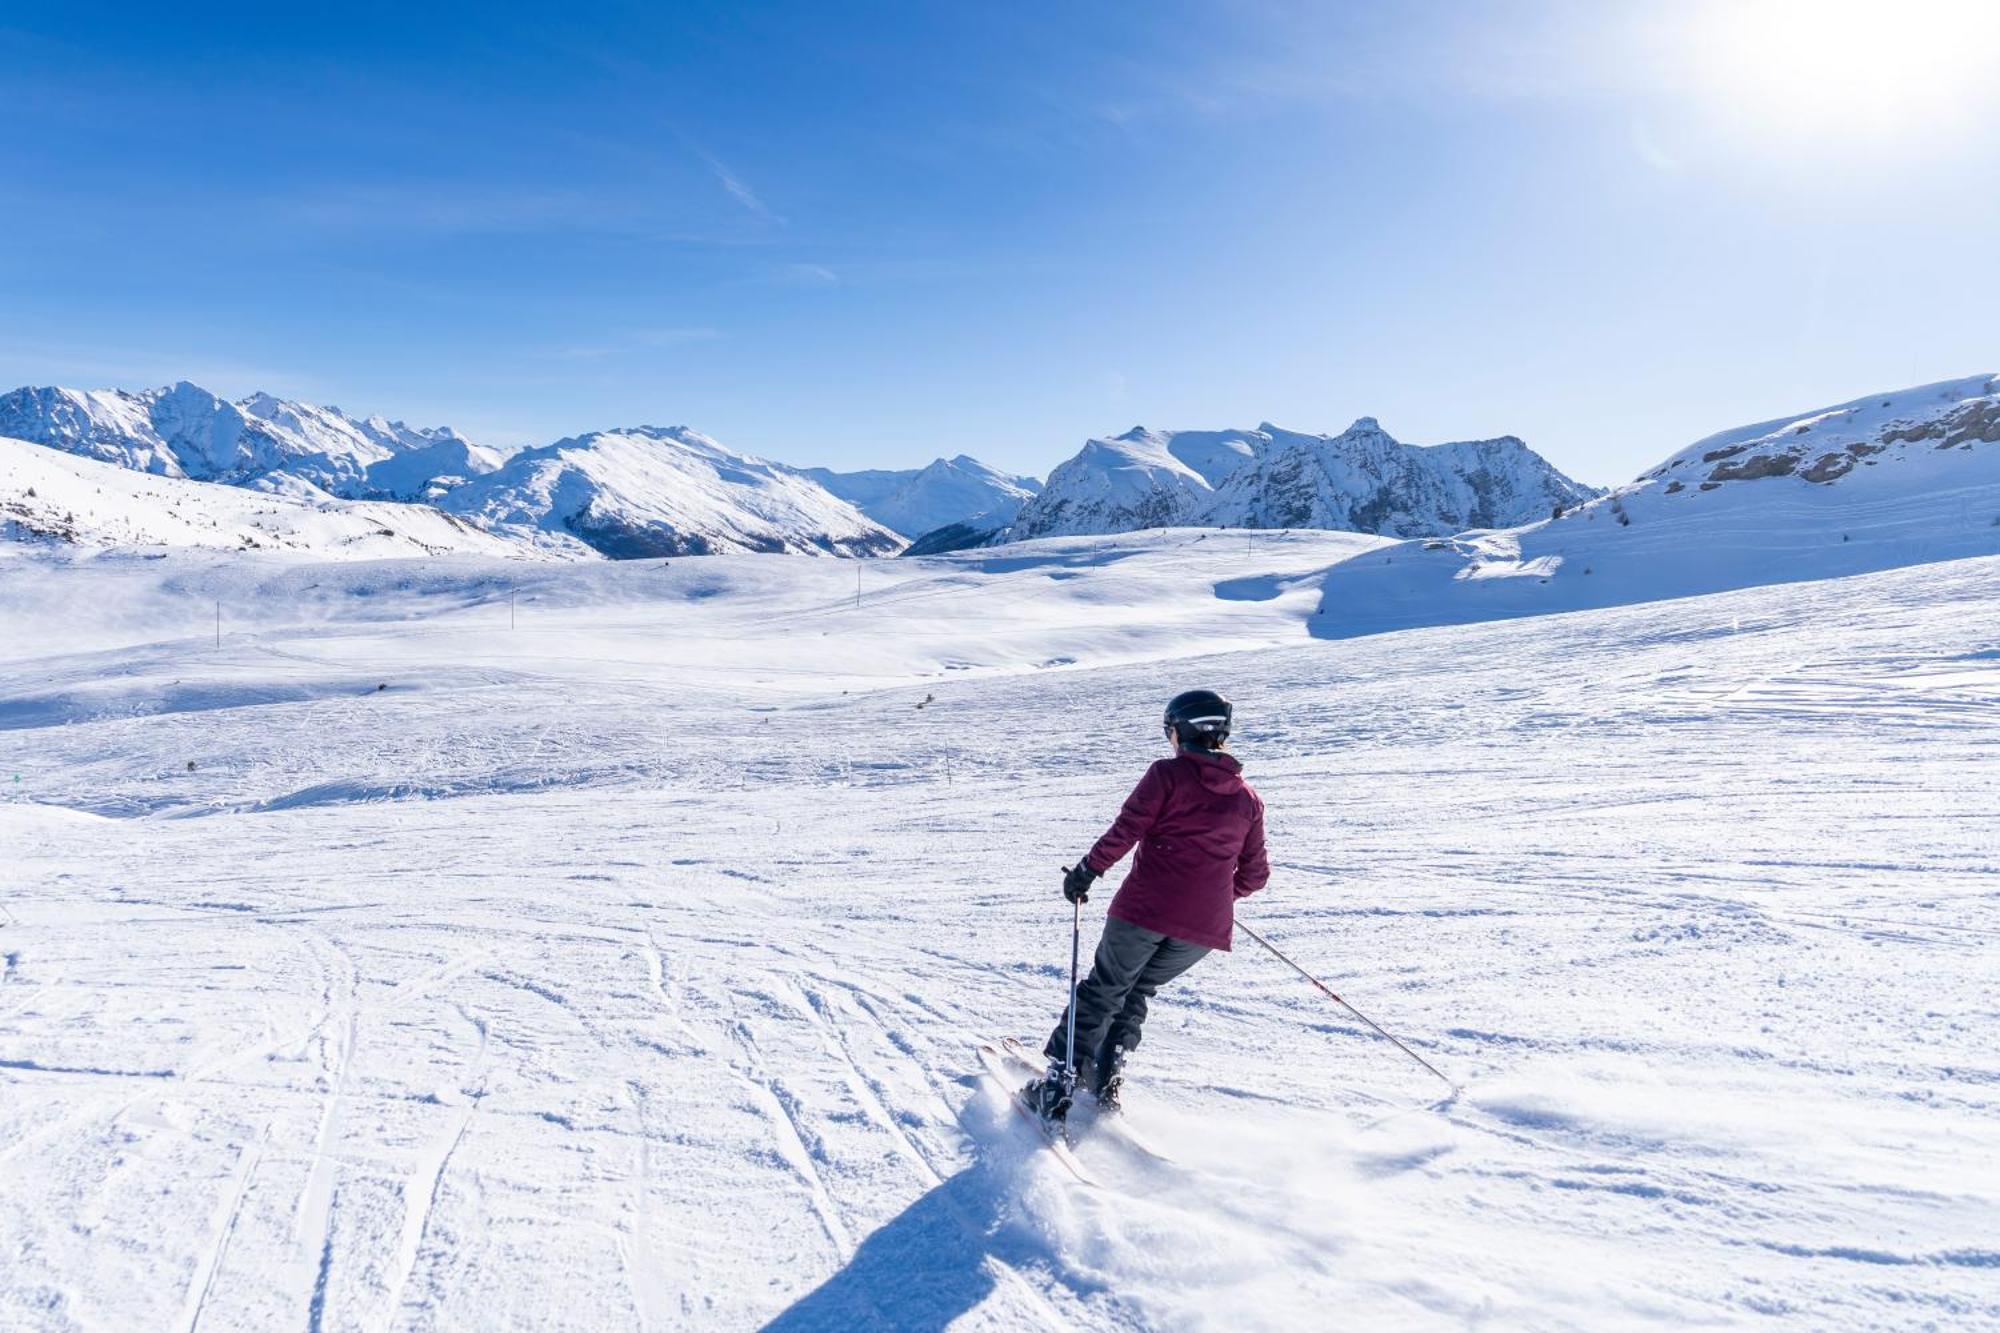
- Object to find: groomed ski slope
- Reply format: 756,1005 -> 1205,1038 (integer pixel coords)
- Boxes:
1,532 -> 1996,1330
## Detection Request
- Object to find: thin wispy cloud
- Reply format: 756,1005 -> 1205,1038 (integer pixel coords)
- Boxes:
266,179 -> 785,247
1064,3 -> 1654,129
677,136 -> 785,225
559,52 -> 789,225
709,158 -> 780,222
755,256 -> 1030,290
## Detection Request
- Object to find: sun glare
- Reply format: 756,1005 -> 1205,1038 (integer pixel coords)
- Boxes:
1686,0 -> 2000,145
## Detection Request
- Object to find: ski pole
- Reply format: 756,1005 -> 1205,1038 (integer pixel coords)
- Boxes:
1063,897 -> 1081,1087
1236,919 -> 1457,1092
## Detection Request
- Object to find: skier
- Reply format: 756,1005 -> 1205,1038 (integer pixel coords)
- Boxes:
1032,688 -> 1268,1120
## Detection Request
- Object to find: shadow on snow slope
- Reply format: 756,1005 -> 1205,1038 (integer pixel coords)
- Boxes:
761,1163 -> 1014,1332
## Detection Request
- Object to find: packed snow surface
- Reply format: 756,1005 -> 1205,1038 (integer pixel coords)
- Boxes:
1,529 -> 1996,1330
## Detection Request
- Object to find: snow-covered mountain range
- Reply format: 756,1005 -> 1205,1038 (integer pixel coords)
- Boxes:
0,436 -> 533,559
0,381 -> 1040,560
437,426 -> 903,558
1315,373 -> 2000,634
4,381 -> 1601,561
1007,419 -> 1598,544
0,381 -> 501,501
6,374 -> 1996,604
803,455 -> 1041,537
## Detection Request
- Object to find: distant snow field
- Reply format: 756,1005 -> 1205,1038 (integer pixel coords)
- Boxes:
2,525 -> 1996,1329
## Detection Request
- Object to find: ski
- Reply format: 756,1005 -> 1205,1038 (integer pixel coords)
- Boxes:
996,1036 -> 1177,1165
974,1042 -> 1101,1187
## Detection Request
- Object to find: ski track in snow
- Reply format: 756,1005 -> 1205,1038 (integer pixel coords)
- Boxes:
0,535 -> 1997,1329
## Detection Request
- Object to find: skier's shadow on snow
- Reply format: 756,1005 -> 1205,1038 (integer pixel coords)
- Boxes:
762,1161 -> 1030,1332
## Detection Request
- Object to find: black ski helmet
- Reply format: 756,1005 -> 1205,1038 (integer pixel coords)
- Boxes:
1163,688 -> 1232,748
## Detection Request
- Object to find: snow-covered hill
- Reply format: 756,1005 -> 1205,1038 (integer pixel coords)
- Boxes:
0,381 -> 502,501
0,382 -> 916,560
438,425 -> 905,558
0,435 -> 542,560
1011,418 -> 1597,542
1,533 -> 1994,1328
805,455 -> 1040,538
1315,373 -> 2000,636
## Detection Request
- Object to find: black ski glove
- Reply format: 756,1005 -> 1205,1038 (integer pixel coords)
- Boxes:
1063,861 -> 1098,904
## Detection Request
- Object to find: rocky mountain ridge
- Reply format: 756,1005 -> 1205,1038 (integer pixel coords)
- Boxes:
0,381 -> 501,501
1006,417 -> 1599,543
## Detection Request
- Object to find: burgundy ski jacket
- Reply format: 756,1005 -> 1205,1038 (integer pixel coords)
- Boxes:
1084,749 -> 1268,951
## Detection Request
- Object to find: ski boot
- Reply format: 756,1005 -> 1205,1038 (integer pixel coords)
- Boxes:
1095,1045 -> 1128,1116
1026,1059 -> 1075,1122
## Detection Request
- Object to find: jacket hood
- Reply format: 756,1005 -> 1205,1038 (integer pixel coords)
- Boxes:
1180,749 -> 1243,791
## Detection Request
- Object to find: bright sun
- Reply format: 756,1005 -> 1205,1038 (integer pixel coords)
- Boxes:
1685,0 -> 2000,145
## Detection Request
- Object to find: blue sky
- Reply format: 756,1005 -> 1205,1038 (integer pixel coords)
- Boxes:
3,1 -> 1996,484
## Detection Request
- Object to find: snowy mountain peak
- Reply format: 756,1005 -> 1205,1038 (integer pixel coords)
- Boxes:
804,454 -> 1041,540
0,379 -> 503,502
440,426 -> 903,559
1010,416 -> 1596,542
576,424 -> 743,464
0,434 -> 537,559
0,379 -> 1037,561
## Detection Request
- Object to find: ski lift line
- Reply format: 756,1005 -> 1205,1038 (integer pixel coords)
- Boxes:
1235,918 -> 1457,1092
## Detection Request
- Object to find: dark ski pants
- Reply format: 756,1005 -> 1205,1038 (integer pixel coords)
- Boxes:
1044,916 -> 1210,1089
